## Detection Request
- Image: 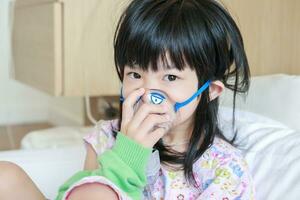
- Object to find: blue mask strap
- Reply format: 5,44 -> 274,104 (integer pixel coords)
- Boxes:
120,85 -> 124,103
174,80 -> 211,112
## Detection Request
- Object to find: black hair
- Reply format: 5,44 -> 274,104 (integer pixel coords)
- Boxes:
113,0 -> 250,186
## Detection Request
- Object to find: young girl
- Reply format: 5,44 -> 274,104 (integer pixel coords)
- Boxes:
0,0 -> 255,199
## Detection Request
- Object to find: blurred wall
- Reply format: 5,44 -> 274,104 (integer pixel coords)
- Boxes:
0,0 -> 84,126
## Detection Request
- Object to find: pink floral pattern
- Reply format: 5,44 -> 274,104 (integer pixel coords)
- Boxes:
83,119 -> 255,200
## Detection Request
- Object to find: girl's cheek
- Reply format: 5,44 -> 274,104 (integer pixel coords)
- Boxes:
122,81 -> 142,99
164,88 -> 185,104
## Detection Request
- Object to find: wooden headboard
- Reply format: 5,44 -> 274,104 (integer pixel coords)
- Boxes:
11,0 -> 299,97
222,0 -> 300,75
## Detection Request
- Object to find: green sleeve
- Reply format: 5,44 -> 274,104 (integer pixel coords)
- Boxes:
56,132 -> 152,200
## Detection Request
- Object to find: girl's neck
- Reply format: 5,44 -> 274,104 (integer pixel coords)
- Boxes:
163,120 -> 194,146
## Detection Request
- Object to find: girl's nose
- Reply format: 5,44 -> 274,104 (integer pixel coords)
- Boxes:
140,89 -> 151,103
142,76 -> 160,91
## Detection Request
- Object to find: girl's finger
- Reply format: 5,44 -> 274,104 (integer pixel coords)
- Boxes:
144,127 -> 167,148
129,103 -> 168,131
122,88 -> 145,126
137,113 -> 171,137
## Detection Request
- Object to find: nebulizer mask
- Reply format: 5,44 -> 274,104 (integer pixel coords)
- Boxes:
120,80 -> 211,131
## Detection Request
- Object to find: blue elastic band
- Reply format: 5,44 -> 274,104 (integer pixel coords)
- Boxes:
120,80 -> 211,112
120,86 -> 124,102
174,80 -> 211,112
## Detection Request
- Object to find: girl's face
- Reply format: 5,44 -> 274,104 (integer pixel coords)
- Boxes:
122,59 -> 201,132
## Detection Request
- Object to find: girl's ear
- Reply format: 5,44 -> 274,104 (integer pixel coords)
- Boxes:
209,80 -> 225,101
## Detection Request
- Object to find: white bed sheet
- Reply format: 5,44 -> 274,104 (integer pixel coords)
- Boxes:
0,147 -> 85,199
0,107 -> 299,199
219,106 -> 300,199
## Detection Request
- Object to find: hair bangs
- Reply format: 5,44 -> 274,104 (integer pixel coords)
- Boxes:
114,0 -> 215,80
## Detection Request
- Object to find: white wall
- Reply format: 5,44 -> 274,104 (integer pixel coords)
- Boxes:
0,0 -> 84,126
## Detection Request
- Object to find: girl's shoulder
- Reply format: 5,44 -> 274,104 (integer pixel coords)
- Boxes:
190,137 -> 255,198
211,136 -> 245,158
83,119 -> 119,155
193,137 -> 252,183
196,136 -> 248,171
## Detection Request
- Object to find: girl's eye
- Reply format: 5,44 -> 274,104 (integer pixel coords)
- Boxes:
128,72 -> 141,79
164,74 -> 178,81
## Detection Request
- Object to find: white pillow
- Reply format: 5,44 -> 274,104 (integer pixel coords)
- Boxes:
21,126 -> 93,149
219,106 -> 300,200
220,74 -> 300,131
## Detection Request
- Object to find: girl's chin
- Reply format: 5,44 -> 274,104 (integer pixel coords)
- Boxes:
152,121 -> 173,133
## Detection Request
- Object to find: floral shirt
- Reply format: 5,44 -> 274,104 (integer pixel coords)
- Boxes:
82,119 -> 255,200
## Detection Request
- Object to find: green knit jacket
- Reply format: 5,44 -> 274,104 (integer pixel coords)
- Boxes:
56,132 -> 152,200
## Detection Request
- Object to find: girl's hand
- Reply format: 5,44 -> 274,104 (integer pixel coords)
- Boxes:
120,88 -> 172,148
